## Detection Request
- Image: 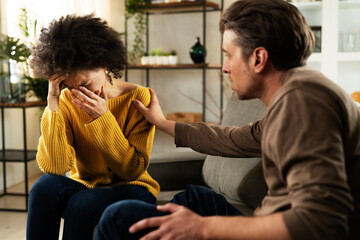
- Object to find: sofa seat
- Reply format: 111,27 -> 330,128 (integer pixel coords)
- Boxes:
148,95 -> 268,218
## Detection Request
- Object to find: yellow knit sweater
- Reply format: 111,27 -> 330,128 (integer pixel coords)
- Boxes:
36,87 -> 159,198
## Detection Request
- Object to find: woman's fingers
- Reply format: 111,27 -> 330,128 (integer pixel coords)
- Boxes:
49,73 -> 68,83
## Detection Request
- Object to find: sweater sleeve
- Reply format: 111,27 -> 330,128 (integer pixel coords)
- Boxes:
264,88 -> 353,240
174,121 -> 262,157
36,106 -> 76,175
85,91 -> 155,182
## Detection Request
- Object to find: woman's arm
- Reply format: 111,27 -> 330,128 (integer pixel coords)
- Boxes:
36,74 -> 76,175
37,99 -> 76,175
85,89 -> 155,181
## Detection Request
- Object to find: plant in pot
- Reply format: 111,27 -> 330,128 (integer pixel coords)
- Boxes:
149,49 -> 157,65
141,52 -> 149,65
156,48 -> 163,65
169,49 -> 178,65
19,8 -> 49,101
0,34 -> 31,102
163,52 -> 170,65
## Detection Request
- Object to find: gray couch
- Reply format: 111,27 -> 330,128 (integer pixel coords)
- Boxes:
148,95 -> 268,215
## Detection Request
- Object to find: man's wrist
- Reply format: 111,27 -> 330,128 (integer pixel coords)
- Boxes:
157,119 -> 176,137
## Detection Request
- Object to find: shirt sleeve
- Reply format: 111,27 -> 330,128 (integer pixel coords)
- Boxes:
36,105 -> 76,175
174,120 -> 262,158
264,88 -> 353,240
85,91 -> 155,182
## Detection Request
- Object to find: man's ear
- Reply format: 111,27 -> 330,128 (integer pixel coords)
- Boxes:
251,47 -> 268,73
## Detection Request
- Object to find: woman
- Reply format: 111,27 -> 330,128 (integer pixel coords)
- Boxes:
26,14 -> 159,240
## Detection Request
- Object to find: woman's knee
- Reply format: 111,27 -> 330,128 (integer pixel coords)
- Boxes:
29,174 -> 66,198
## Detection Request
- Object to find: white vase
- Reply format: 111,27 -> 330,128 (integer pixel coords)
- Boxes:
141,56 -> 149,65
155,56 -> 162,65
169,55 -> 178,65
162,56 -> 170,65
149,56 -> 156,65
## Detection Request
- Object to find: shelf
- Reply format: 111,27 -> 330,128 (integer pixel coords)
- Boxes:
338,52 -> 360,61
339,0 -> 360,9
0,101 -> 47,108
128,63 -> 222,69
291,1 -> 322,11
144,1 -> 221,13
0,150 -> 37,162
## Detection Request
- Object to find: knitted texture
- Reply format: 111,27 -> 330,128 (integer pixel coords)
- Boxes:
36,87 -> 159,198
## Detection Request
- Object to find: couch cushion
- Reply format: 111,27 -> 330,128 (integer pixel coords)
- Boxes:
202,95 -> 268,209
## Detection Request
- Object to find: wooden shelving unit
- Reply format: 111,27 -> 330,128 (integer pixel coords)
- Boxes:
144,1 -> 220,13
125,0 -> 224,122
128,63 -> 222,69
0,101 -> 46,212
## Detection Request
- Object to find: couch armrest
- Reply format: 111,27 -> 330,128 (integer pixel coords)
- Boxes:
148,151 -> 207,190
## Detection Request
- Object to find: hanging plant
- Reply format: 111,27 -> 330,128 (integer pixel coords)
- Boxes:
126,0 -> 151,64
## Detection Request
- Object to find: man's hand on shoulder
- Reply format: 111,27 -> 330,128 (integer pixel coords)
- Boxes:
133,88 -> 176,137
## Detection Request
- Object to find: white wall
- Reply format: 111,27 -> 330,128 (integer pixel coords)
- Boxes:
0,0 -> 126,191
1,0 -> 359,190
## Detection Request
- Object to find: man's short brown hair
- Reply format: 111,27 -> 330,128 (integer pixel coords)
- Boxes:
220,0 -> 315,70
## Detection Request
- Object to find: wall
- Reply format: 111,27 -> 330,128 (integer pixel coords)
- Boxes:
2,0 -> 359,190
0,0 -> 126,191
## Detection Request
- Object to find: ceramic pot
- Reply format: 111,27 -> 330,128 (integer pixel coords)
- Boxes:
141,56 -> 149,65
169,55 -> 178,65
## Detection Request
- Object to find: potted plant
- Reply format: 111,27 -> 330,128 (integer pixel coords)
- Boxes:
0,34 -> 31,102
149,49 -> 157,65
169,49 -> 178,65
18,8 -> 48,101
156,48 -> 163,65
163,52 -> 170,65
141,52 -> 149,65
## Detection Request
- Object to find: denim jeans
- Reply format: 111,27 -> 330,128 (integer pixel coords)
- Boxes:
26,174 -> 156,240
95,185 -> 243,240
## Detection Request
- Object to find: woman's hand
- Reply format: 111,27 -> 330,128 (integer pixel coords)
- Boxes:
70,86 -> 108,119
48,74 -> 68,111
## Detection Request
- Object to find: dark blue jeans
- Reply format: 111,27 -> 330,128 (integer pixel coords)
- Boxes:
26,174 -> 156,240
95,185 -> 243,240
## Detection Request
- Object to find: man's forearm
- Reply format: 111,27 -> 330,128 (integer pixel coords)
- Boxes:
156,119 -> 176,137
202,213 -> 291,240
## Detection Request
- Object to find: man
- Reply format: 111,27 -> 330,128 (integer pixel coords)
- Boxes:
95,0 -> 360,239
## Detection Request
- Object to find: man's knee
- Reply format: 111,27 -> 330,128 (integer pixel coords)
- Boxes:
101,200 -> 157,224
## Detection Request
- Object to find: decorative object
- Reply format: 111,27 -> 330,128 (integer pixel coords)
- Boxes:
189,36 -> 206,64
166,112 -> 203,123
341,32 -> 357,52
155,48 -> 163,65
149,49 -> 157,65
351,91 -> 360,103
169,49 -> 178,64
162,52 -> 170,64
0,34 -> 31,102
141,52 -> 149,65
311,26 -> 321,53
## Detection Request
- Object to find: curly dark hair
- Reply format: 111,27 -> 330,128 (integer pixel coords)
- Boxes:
31,14 -> 127,83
